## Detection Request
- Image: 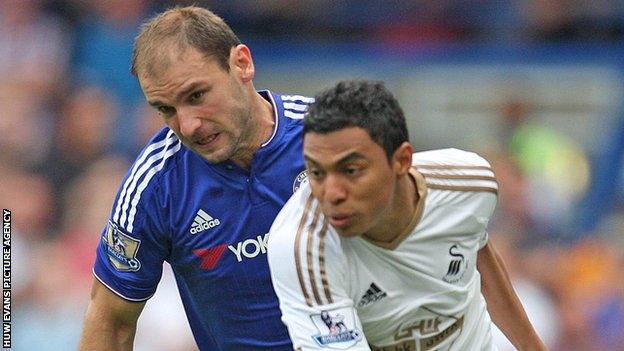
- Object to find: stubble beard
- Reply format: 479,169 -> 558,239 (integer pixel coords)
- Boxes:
199,103 -> 253,165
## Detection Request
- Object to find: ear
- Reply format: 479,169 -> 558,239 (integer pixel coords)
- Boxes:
392,142 -> 413,176
230,44 -> 254,82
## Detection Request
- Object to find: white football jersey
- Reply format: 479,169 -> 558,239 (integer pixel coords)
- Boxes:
268,148 -> 499,351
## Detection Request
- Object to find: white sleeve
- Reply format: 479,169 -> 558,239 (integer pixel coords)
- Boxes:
268,185 -> 370,350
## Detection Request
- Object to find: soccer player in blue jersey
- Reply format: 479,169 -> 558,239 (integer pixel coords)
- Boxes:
79,6 -> 311,350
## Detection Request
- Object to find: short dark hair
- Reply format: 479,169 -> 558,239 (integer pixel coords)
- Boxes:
304,80 -> 409,160
131,6 -> 241,77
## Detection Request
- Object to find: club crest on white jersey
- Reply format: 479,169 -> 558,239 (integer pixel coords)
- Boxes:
442,244 -> 468,283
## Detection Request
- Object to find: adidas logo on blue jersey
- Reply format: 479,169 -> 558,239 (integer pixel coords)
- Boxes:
190,209 -> 221,234
357,283 -> 387,307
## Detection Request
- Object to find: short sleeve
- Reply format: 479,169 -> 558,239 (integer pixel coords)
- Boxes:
92,146 -> 173,301
268,185 -> 370,350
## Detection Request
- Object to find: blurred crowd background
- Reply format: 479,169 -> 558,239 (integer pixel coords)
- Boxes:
1,0 -> 623,350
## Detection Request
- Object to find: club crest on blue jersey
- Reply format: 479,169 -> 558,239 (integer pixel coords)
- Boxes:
310,308 -> 362,349
102,221 -> 141,272
293,170 -> 308,193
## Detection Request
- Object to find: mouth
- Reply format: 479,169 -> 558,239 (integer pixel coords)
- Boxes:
194,133 -> 220,147
328,213 -> 353,229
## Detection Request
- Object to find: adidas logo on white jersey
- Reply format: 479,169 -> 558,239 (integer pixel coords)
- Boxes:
190,209 -> 221,234
357,283 -> 387,307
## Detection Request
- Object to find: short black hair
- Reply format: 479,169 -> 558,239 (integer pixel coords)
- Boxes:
304,80 -> 409,160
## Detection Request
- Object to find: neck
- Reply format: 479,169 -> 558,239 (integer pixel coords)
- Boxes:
231,90 -> 275,169
365,173 -> 418,243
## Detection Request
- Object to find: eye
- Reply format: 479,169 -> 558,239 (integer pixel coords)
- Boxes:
189,91 -> 205,103
157,105 -> 175,118
345,165 -> 362,176
307,167 -> 324,180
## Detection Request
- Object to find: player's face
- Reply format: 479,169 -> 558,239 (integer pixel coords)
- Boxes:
304,127 -> 398,237
139,46 -> 254,164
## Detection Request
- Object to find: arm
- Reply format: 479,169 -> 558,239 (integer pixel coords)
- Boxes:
79,278 -> 146,351
477,241 -> 547,351
267,188 -> 370,350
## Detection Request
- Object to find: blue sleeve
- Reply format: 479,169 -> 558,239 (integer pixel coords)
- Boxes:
93,183 -> 169,301
93,131 -> 176,301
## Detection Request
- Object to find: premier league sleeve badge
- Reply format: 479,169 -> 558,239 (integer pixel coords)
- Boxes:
310,308 -> 363,349
102,221 -> 142,272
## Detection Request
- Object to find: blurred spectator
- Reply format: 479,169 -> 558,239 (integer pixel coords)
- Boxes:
486,152 -> 561,349
0,166 -> 55,240
39,85 -> 120,230
0,0 -> 70,95
488,232 -> 560,350
553,237 -> 624,350
13,242 -> 86,351
72,0 -> 150,155
576,113 -> 624,233
498,94 -> 590,240
43,85 -> 119,196
0,0 -> 71,171
0,85 -> 55,170
58,155 -> 130,283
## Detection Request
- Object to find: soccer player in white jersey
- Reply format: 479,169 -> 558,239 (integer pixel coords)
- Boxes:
267,80 -> 547,350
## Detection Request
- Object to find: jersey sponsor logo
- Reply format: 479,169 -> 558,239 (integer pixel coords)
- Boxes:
370,339 -> 416,351
190,209 -> 221,234
357,282 -> 387,307
310,308 -> 363,349
442,244 -> 467,283
193,234 -> 269,269
293,170 -> 308,193
193,244 -> 228,270
102,221 -> 141,272
228,233 -> 269,262
395,317 -> 441,340
393,313 -> 464,351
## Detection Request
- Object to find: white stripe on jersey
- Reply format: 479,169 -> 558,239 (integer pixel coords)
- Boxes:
415,163 -> 498,194
293,196 -> 334,307
283,102 -> 309,112
417,168 -> 495,178
113,130 -> 176,224
424,177 -> 498,190
282,95 -> 315,103
126,140 -> 181,232
284,110 -> 305,119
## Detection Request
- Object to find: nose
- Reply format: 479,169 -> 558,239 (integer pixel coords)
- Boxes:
176,107 -> 201,138
321,174 -> 347,205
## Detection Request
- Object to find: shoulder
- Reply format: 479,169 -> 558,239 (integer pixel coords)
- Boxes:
413,148 -> 493,169
268,183 -> 313,251
270,93 -> 314,130
268,183 -> 346,306
131,128 -> 185,178
278,93 -> 315,119
413,148 -> 498,217
109,128 -> 184,233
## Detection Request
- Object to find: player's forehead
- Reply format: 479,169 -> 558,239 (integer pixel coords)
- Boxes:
139,48 -> 221,103
138,44 -> 218,85
303,127 -> 382,166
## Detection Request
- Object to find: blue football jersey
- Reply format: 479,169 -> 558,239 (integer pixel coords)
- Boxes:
93,91 -> 312,350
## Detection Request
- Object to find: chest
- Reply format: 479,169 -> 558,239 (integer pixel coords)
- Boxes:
167,157 -> 306,277
342,208 -> 486,343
